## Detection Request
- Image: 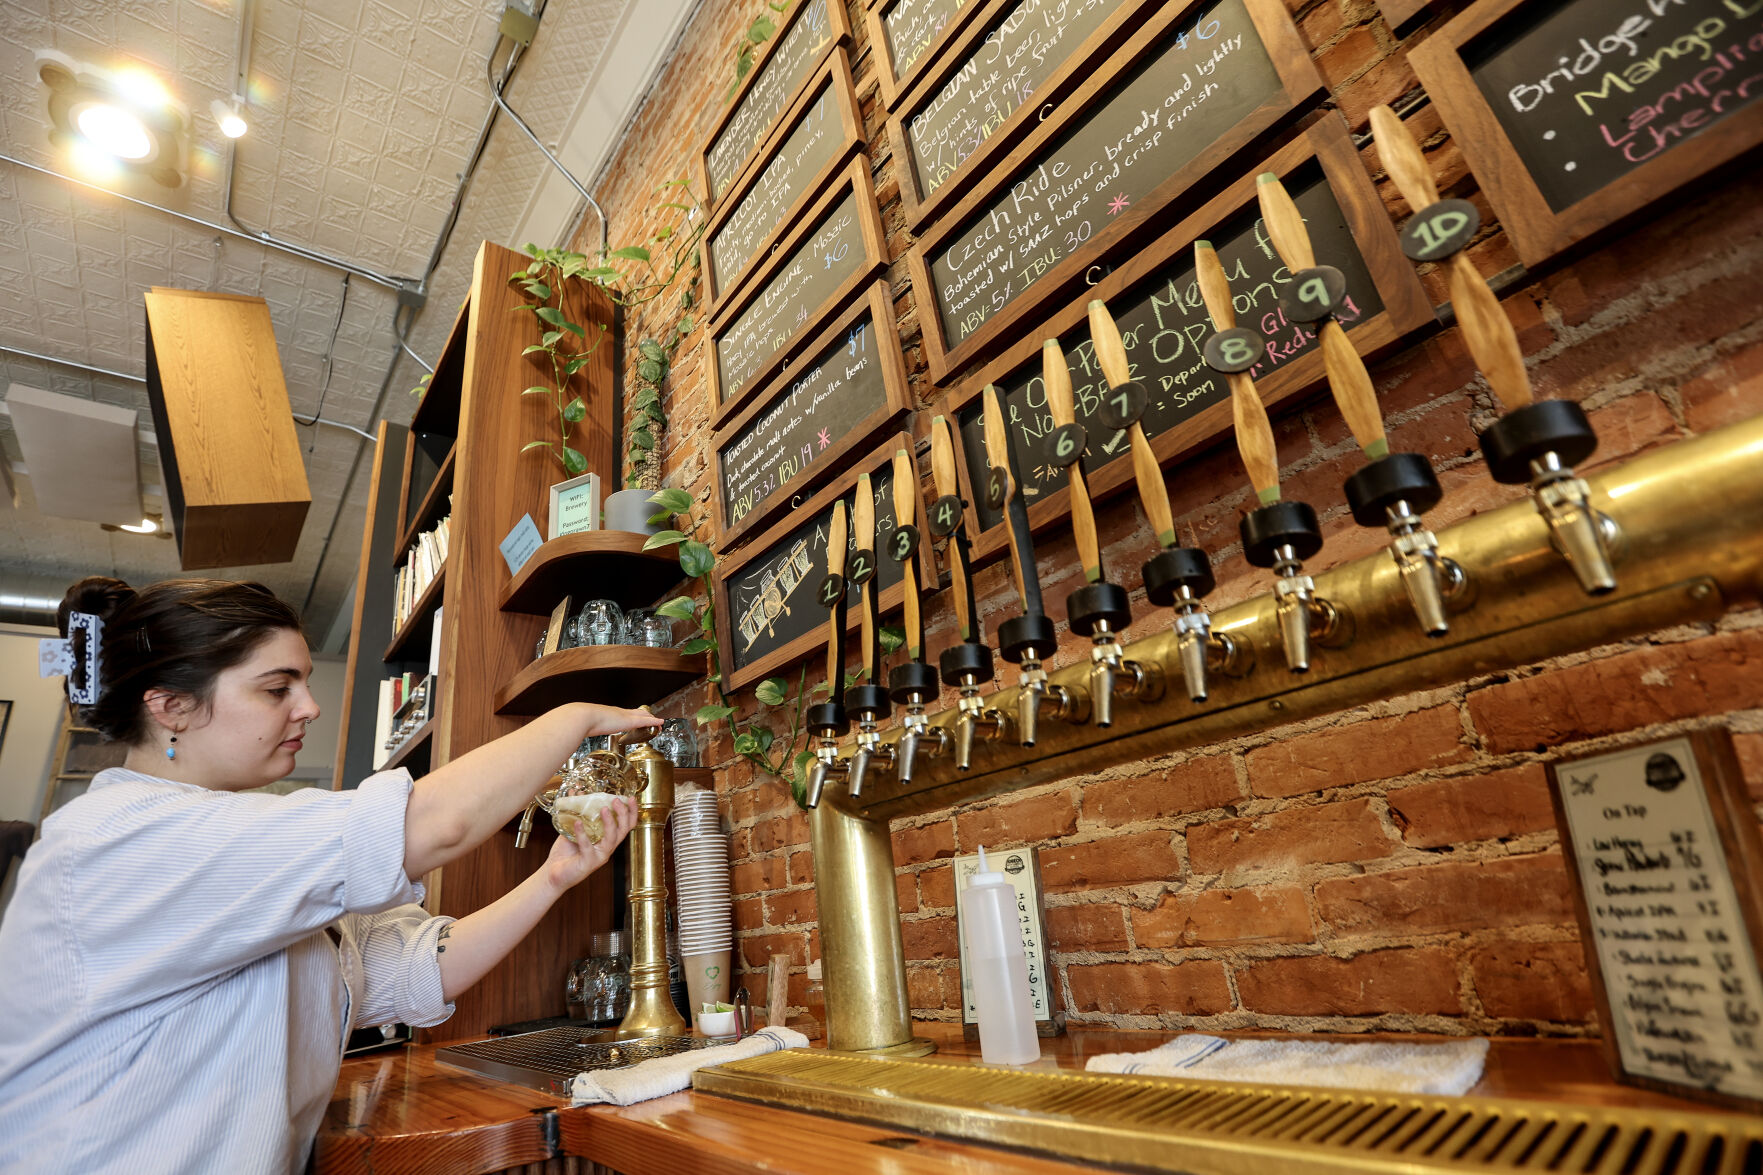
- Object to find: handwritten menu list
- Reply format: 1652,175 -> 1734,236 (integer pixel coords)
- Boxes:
710,79 -> 843,293
1555,739 -> 1763,1101
929,0 -> 1280,348
906,0 -> 1130,199
956,172 -> 1381,529
720,310 -> 888,530
716,189 -> 865,405
1469,0 -> 1763,213
954,850 -> 1053,1024
884,0 -> 970,80
706,0 -> 833,200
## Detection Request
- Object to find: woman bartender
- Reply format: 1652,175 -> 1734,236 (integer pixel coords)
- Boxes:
0,576 -> 658,1174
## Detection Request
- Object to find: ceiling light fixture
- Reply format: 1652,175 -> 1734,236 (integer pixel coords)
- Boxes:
35,49 -> 188,188
119,516 -> 160,534
211,97 -> 247,139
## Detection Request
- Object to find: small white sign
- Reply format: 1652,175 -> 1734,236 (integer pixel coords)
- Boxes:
498,513 -> 544,575
953,848 -> 1052,1024
548,472 -> 601,540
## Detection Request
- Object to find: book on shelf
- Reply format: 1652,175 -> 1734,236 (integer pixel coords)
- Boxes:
391,513 -> 452,633
372,679 -> 394,770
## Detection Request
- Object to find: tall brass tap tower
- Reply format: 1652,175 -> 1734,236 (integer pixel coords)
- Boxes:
618,741 -> 689,1038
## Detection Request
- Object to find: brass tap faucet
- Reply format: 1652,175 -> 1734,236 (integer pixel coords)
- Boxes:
1531,452 -> 1619,593
894,700 -> 948,785
1013,657 -> 1088,749
1269,542 -> 1344,674
954,676 -> 1010,772
1084,618 -> 1162,728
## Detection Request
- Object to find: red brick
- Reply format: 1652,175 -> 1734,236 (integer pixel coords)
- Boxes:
1247,706 -> 1470,798
1387,764 -> 1557,848
1133,885 -> 1314,948
733,896 -> 763,931
892,820 -> 957,865
919,864 -> 956,909
1316,854 -> 1575,935
907,964 -> 956,1011
749,808 -> 810,854
1466,631 -> 1763,754
1066,960 -> 1232,1016
1045,903 -> 1130,953
1082,755 -> 1241,825
1039,830 -> 1183,893
1385,397 -> 1480,466
740,931 -> 808,970
1470,939 -> 1594,1023
901,915 -> 958,961
955,789 -> 1078,849
1683,341 -> 1763,433
731,856 -> 788,895
763,888 -> 817,927
1187,798 -> 1397,874
1579,393 -> 1681,476
1236,948 -> 1462,1016
895,870 -> 918,915
788,850 -> 814,886
1315,25 -> 1385,91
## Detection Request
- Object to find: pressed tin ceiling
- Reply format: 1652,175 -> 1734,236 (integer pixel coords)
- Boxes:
0,0 -> 696,647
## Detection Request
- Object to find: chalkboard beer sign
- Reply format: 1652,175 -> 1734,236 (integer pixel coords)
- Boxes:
868,0 -> 986,109
1414,0 -> 1763,265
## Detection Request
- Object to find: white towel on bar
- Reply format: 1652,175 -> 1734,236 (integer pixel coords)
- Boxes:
570,1026 -> 810,1106
1085,1034 -> 1489,1096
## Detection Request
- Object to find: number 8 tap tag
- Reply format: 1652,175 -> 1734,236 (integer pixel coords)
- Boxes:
1203,327 -> 1265,374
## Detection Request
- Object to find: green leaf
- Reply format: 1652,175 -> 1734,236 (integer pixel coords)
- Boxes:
655,225 -> 673,241
879,624 -> 906,655
522,344 -> 549,356
678,312 -> 695,333
561,446 -> 587,476
523,281 -> 552,300
639,339 -> 667,362
699,609 -> 715,633
563,396 -> 586,423
695,703 -> 736,726
754,677 -> 787,706
748,15 -> 775,42
522,385 -> 552,397
656,595 -> 698,621
523,243 -> 541,257
643,403 -> 667,425
583,266 -> 621,280
542,330 -> 562,347
755,726 -> 775,753
520,440 -> 553,453
535,306 -> 567,326
631,387 -> 660,409
643,529 -> 688,550
560,319 -> 586,339
630,429 -> 656,451
648,487 -> 693,514
680,637 -> 713,655
678,538 -> 715,579
637,358 -> 663,384
609,245 -> 652,263
732,730 -> 760,755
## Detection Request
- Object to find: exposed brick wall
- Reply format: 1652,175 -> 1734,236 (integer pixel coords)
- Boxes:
576,0 -> 1763,1038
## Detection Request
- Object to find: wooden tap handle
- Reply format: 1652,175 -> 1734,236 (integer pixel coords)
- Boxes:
1368,104 -> 1442,211
825,500 -> 847,689
891,447 -> 923,660
1447,261 -> 1533,413
1197,242 -> 1281,501
1087,299 -> 1131,387
981,383 -> 1028,608
1044,340 -> 1102,582
929,415 -> 974,642
1089,299 -> 1177,547
1255,172 -> 1317,272
854,473 -> 876,676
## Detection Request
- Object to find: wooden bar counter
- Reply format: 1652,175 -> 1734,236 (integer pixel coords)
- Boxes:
314,1023 -> 1750,1175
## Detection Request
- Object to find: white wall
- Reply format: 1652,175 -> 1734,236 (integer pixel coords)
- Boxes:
0,624 -> 74,825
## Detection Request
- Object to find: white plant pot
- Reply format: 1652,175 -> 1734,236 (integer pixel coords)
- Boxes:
604,487 -> 662,536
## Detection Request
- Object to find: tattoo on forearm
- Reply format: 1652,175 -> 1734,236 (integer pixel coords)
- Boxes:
436,924 -> 452,954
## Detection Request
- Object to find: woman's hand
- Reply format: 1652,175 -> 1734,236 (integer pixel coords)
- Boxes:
577,704 -> 665,738
542,796 -> 639,891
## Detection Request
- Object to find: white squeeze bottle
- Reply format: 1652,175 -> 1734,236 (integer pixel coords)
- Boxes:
959,846 -> 1039,1065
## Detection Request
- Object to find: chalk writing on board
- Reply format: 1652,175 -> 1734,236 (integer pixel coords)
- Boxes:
1469,0 -> 1763,213
956,173 -> 1380,529
907,0 -> 1129,198
716,189 -> 864,404
721,312 -> 886,528
1556,738 -> 1763,1100
929,0 -> 1281,348
729,462 -> 903,671
707,0 -> 833,200
711,81 -> 842,292
884,0 -> 970,79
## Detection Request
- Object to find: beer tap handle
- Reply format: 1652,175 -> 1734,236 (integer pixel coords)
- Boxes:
930,415 -> 977,644
823,499 -> 848,692
1369,105 -> 1532,416
1195,242 -> 1281,504
1087,301 -> 1176,548
891,449 -> 924,661
981,382 -> 1042,620
1257,173 -> 1388,460
854,474 -> 879,682
1043,339 -> 1103,583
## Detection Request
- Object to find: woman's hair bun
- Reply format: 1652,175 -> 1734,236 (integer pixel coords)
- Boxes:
58,576 -> 135,636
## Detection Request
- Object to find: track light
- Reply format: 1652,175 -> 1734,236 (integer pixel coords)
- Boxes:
36,50 -> 188,187
211,97 -> 247,139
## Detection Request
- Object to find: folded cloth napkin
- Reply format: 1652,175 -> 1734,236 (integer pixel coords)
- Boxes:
570,1026 -> 810,1106
1085,1034 -> 1489,1097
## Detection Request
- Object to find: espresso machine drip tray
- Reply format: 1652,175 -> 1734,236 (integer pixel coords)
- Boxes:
435,1027 -> 711,1096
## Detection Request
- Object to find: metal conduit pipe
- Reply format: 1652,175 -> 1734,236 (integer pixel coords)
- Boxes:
0,571 -> 81,627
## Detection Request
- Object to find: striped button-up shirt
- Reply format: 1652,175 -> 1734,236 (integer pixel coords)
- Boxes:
0,767 -> 456,1174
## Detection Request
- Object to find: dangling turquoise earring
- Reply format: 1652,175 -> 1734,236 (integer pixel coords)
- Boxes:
166,734 -> 177,761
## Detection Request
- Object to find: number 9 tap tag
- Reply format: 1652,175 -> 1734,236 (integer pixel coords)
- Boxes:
1279,265 -> 1348,324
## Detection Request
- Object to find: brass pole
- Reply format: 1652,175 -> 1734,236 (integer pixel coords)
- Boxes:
618,743 -> 688,1037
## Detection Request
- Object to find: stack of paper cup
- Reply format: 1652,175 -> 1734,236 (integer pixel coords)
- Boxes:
672,789 -> 732,1018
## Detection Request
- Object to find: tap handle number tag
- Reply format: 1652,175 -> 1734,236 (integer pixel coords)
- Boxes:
985,466 -> 1010,511
928,494 -> 963,538
890,523 -> 920,563
1045,422 -> 1088,469
1400,199 -> 1480,262
1204,327 -> 1266,374
816,573 -> 846,609
848,548 -> 877,586
1097,380 -> 1148,431
1279,265 -> 1347,324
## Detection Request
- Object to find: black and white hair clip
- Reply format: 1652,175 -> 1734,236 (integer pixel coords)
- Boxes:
39,611 -> 103,705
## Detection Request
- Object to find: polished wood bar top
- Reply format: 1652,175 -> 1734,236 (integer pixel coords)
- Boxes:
316,1022 -> 1749,1175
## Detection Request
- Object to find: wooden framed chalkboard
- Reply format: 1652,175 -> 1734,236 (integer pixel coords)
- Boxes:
1411,0 -> 1763,268
704,49 -> 864,317
1546,728 -> 1763,1111
707,157 -> 889,427
697,0 -> 853,207
905,0 -> 1325,387
711,281 -> 913,552
885,0 -> 1166,233
713,432 -> 936,693
934,113 -> 1432,567
865,0 -> 991,112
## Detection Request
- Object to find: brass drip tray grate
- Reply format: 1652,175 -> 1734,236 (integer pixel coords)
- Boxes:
692,1050 -> 1763,1174
436,1027 -> 710,1097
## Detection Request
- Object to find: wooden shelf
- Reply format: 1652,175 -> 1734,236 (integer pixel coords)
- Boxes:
383,720 -> 434,773
408,300 -> 469,436
494,644 -> 707,715
384,562 -> 447,663
394,444 -> 454,561
498,530 -> 689,615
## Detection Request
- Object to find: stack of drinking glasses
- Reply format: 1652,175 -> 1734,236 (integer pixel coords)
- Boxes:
571,599 -> 625,646
671,788 -> 732,1020
649,718 -> 700,767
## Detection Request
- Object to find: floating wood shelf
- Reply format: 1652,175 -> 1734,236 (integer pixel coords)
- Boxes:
408,300 -> 469,437
494,645 -> 707,715
382,719 -> 434,773
498,530 -> 688,615
383,562 -> 446,663
394,444 -> 455,561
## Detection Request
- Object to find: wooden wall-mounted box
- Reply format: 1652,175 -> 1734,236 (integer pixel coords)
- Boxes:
143,287 -> 311,569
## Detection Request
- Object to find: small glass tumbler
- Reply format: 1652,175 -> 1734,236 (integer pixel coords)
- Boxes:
658,718 -> 699,767
625,608 -> 671,648
572,599 -> 625,646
